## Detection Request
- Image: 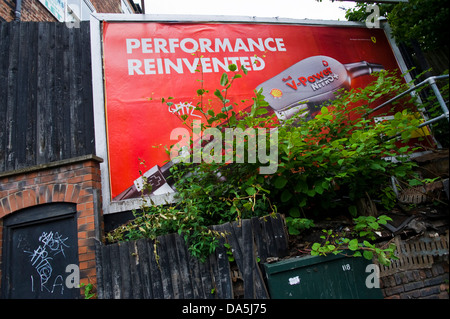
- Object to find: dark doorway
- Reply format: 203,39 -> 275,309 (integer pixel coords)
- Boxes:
2,203 -> 80,299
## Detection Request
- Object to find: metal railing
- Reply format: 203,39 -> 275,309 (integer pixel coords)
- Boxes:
366,74 -> 449,134
378,74 -> 450,202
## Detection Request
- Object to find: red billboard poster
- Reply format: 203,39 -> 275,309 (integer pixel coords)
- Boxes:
102,21 -> 405,201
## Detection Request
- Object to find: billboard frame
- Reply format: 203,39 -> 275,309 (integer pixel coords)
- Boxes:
90,13 -> 410,215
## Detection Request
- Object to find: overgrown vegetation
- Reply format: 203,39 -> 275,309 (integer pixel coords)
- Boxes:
106,63 -> 446,266
308,215 -> 397,266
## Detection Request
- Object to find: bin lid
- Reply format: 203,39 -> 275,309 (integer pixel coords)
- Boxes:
265,253 -> 350,275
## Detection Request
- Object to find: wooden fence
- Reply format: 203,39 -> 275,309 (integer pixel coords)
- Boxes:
95,214 -> 288,299
0,21 -> 95,173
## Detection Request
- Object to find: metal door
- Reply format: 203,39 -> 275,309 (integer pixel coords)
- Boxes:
2,203 -> 80,299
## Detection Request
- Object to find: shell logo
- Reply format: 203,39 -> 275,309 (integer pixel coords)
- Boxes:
270,88 -> 283,98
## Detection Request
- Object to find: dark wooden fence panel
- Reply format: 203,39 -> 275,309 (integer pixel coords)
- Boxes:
423,46 -> 449,76
95,214 -> 289,299
0,21 -> 95,173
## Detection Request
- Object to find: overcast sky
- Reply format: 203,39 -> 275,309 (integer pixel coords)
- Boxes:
142,0 -> 356,21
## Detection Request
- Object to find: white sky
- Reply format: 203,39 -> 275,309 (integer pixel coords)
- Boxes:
142,0 -> 356,21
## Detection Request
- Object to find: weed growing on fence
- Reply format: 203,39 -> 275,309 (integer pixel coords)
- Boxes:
106,63 -> 433,263
80,282 -> 96,299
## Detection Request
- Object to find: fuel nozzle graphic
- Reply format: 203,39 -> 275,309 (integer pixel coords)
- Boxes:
256,55 -> 384,120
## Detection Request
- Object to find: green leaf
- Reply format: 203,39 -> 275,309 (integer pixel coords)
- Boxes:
314,185 -> 324,195
255,107 -> 268,116
294,180 -> 308,192
245,187 -> 256,196
398,146 -> 410,153
363,240 -> 374,248
363,250 -> 374,260
306,189 -> 316,197
220,73 -> 229,86
299,197 -> 307,207
281,189 -> 293,202
366,216 -> 376,223
378,253 -> 391,266
377,215 -> 392,225
401,131 -> 411,140
394,112 -> 403,120
368,222 -> 379,230
221,105 -> 233,113
214,89 -> 224,101
229,113 -> 237,126
348,238 -> 359,251
409,178 -> 423,186
288,226 -> 300,236
289,207 -> 301,218
243,202 -> 252,211
370,163 -> 386,172
274,176 -> 288,189
359,231 -> 369,237
228,64 -> 237,72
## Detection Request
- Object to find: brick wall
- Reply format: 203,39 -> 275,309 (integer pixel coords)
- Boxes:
0,0 -> 57,22
0,0 -> 15,21
90,0 -> 122,13
381,257 -> 449,299
1,0 -> 137,22
0,155 -> 103,298
20,0 -> 57,21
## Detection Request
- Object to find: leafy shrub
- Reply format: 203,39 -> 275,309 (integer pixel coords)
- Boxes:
106,65 -> 431,262
310,215 -> 397,266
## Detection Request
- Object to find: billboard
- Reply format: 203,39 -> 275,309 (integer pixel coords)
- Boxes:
39,0 -> 65,22
101,20 -> 404,202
